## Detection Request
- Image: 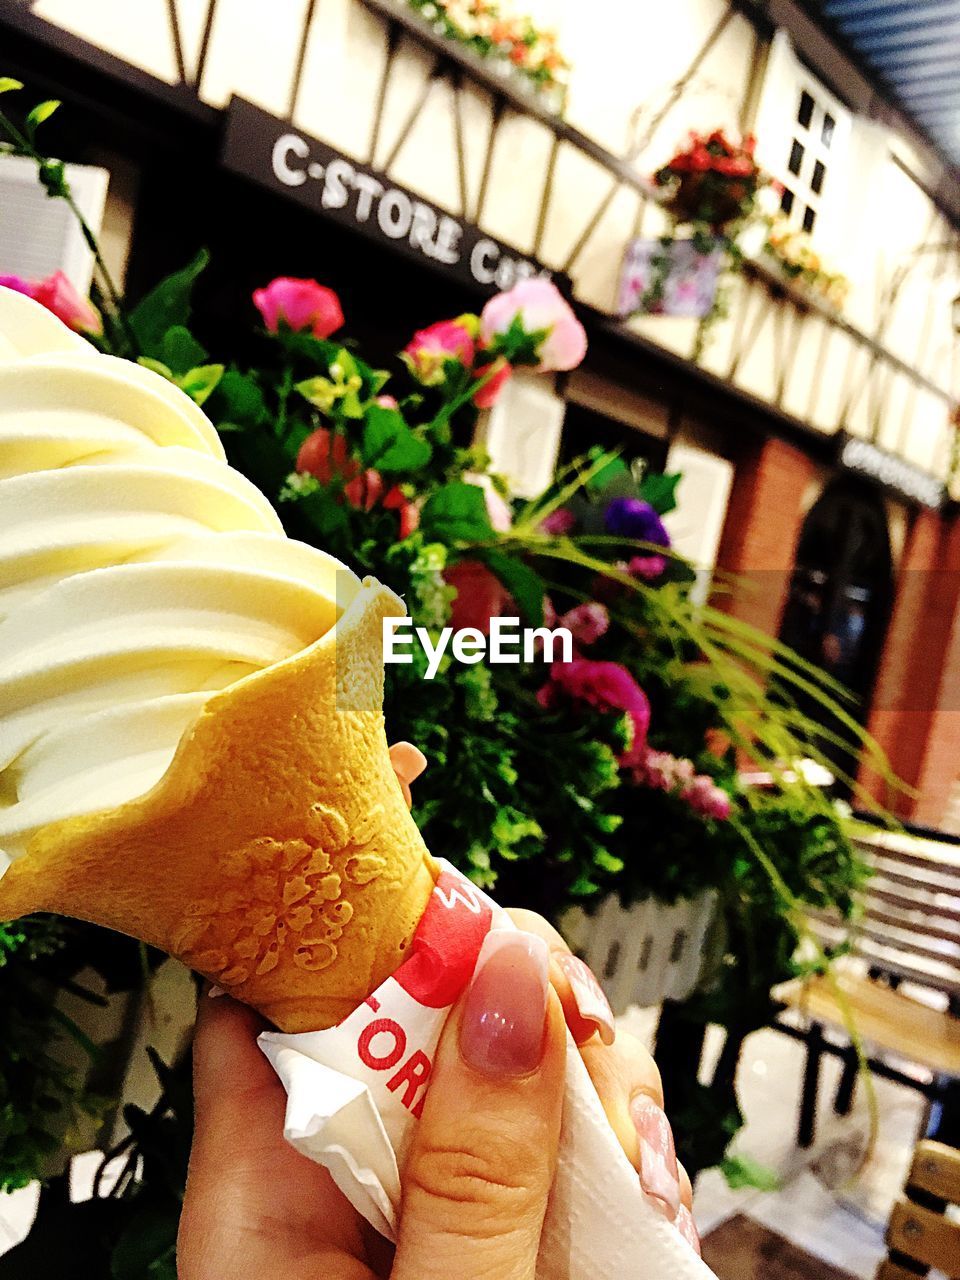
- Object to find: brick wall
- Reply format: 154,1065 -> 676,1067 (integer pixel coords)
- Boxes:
715,435 -> 816,636
863,508 -> 960,824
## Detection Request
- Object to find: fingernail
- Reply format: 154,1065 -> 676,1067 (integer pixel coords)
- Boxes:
558,954 -> 616,1045
390,743 -> 427,809
460,931 -> 549,1078
675,1204 -> 701,1255
389,742 -> 427,783
631,1096 -> 682,1217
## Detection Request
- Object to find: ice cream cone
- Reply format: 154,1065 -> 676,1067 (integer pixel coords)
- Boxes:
0,576 -> 438,1032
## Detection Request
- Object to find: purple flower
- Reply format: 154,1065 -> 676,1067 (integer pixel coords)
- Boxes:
604,498 -> 671,548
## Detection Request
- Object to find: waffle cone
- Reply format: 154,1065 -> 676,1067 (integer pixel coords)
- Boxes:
0,580 -> 438,1032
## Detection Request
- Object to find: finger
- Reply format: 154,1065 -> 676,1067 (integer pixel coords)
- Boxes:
507,908 -> 615,1046
579,1032 -> 683,1222
389,742 -> 427,808
679,1163 -> 694,1212
392,930 -> 566,1280
180,994 -> 371,1279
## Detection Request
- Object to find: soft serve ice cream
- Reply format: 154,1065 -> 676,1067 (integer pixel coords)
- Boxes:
0,285 -> 360,872
0,283 -> 436,1031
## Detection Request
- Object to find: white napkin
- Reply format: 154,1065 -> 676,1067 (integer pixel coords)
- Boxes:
261,862 -> 716,1278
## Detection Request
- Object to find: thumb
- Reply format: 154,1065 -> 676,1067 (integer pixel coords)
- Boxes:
392,931 -> 566,1280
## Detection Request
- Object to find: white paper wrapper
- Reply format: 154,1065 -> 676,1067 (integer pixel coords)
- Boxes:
260,862 -> 716,1278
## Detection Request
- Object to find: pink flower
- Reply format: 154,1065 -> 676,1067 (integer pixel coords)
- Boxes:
0,274 -> 37,299
538,659 -> 650,765
540,506 -> 576,535
402,318 -> 475,386
474,357 -> 512,409
253,277 -> 344,338
32,271 -> 102,334
480,279 -> 587,372
634,750 -> 731,821
684,775 -> 732,820
559,602 -> 609,647
627,553 -> 668,581
376,394 -> 399,409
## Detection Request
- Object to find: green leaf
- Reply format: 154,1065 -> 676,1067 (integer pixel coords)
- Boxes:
160,324 -> 207,375
299,487 -> 349,538
176,363 -> 223,406
719,1154 -> 781,1191
362,404 -> 433,473
419,482 -> 494,544
129,249 -> 209,359
479,550 -> 545,626
137,356 -> 174,380
638,471 -> 681,515
0,79 -> 23,94
110,1206 -> 178,1280
26,99 -> 60,134
212,369 -> 267,428
38,158 -> 67,198
585,449 -> 628,493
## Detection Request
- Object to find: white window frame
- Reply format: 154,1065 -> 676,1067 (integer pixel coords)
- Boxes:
754,31 -> 852,255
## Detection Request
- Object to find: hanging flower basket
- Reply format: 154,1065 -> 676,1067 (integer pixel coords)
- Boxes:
561,890 -> 720,1014
654,130 -> 767,233
618,236 -> 723,318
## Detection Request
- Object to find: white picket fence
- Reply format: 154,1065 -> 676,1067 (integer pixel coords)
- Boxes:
561,891 -> 719,1014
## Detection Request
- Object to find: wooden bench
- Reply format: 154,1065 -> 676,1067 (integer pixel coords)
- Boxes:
877,1139 -> 960,1279
775,823 -> 960,1149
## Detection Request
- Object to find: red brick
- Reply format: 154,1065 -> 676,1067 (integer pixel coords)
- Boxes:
862,509 -> 960,824
715,436 -> 815,636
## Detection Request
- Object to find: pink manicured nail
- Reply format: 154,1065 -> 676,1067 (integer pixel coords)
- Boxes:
459,931 -> 549,1078
675,1204 -> 701,1255
558,954 -> 616,1045
631,1095 -> 682,1218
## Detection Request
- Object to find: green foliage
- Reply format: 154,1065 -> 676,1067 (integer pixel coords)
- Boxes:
638,470 -> 681,515
477,550 -> 546,626
719,1154 -> 781,1192
362,403 -> 432,472
419,483 -> 494,543
0,918 -> 110,1192
129,250 -> 209,358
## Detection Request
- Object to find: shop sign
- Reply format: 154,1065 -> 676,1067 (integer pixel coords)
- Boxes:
222,98 -> 550,294
837,434 -> 945,509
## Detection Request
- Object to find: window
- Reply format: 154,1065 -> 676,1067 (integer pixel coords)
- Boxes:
754,32 -> 852,249
782,82 -> 838,234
